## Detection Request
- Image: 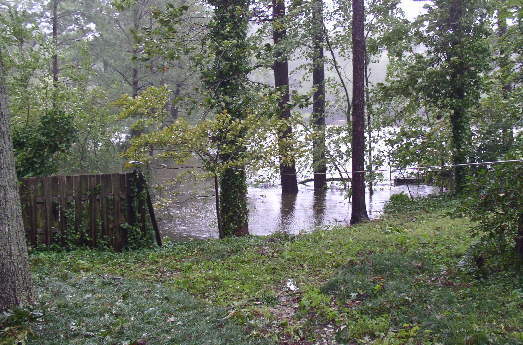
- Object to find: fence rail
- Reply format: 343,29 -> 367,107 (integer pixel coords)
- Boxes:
19,172 -> 160,251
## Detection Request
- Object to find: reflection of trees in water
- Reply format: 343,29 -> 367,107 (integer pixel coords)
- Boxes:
313,189 -> 327,227
280,193 -> 297,231
367,191 -> 374,218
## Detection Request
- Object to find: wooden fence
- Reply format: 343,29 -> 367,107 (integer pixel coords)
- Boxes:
19,172 -> 161,251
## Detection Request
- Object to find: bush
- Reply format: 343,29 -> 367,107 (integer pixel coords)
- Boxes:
463,145 -> 523,266
12,109 -> 76,177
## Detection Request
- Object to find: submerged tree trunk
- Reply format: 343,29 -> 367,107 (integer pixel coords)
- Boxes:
0,48 -> 34,312
208,0 -> 250,237
311,0 -> 327,191
273,0 -> 298,194
350,0 -> 369,225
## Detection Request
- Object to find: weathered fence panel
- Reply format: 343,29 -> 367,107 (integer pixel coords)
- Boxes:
19,172 -> 160,251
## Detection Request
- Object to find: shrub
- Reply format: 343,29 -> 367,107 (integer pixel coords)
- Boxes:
463,144 -> 523,266
12,109 -> 76,177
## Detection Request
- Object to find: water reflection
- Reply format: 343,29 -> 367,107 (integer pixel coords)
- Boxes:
157,182 -> 440,239
313,189 -> 326,227
280,192 -> 297,229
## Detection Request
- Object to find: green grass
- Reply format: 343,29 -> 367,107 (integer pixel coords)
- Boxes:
28,274 -> 269,345
2,195 -> 522,344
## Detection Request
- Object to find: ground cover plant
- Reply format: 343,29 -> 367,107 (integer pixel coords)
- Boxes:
1,195 -> 519,345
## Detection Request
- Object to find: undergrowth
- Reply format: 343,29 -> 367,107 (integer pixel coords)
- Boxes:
2,195 -> 521,344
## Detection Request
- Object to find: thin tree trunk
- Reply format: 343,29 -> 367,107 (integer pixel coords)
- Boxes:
350,0 -> 369,224
516,213 -> 523,262
169,83 -> 181,123
131,64 -> 139,98
323,24 -> 351,123
52,0 -> 59,88
0,48 -> 34,312
131,4 -> 140,98
311,0 -> 327,190
364,50 -> 373,196
497,2 -> 514,150
273,0 -> 298,194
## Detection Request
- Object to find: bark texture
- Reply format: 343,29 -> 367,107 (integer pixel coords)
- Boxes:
208,0 -> 250,237
364,50 -> 373,196
350,0 -> 369,224
311,0 -> 327,190
0,48 -> 34,312
517,213 -> 523,262
448,0 -> 469,194
273,0 -> 298,194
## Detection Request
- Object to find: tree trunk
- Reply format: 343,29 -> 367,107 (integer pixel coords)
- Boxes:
273,0 -> 298,194
311,0 -> 327,191
324,26 -> 351,123
169,83 -> 181,123
350,0 -> 369,225
364,49 -> 373,196
517,213 -> 523,262
448,0 -> 470,194
497,2 -> 514,151
131,65 -> 139,98
219,167 -> 249,237
52,0 -> 59,88
0,48 -> 34,312
209,0 -> 250,237
131,3 -> 140,99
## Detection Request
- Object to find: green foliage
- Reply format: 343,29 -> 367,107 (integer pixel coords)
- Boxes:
120,89 -> 285,237
462,144 -> 523,265
0,308 -> 40,345
23,271 -> 269,345
339,314 -> 391,341
298,288 -> 338,322
1,5 -> 122,176
12,109 -> 76,177
379,0 -> 495,192
115,86 -> 171,137
28,197 -> 523,344
384,193 -> 458,215
323,250 -> 522,345
383,192 -> 412,213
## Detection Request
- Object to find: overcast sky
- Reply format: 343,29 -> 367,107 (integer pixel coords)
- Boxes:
400,0 -> 428,20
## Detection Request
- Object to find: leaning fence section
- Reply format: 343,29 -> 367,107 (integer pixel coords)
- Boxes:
19,172 -> 160,251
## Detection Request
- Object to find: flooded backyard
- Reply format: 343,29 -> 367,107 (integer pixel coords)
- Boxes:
149,126 -> 443,239
152,170 -> 440,239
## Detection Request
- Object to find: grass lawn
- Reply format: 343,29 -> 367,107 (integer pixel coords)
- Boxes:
2,196 -> 522,345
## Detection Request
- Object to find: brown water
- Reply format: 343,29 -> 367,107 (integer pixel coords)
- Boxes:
154,180 -> 439,239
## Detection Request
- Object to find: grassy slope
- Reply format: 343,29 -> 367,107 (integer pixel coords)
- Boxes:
11,196 -> 523,344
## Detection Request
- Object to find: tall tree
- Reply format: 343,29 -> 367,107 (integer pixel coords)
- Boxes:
0,47 -> 33,312
51,0 -> 60,88
206,0 -> 250,237
350,0 -> 369,224
447,0 -> 469,193
272,0 -> 298,194
311,0 -> 326,190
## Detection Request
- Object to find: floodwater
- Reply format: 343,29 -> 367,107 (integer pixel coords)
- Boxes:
154,177 -> 440,239
149,126 -> 442,239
